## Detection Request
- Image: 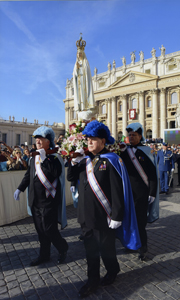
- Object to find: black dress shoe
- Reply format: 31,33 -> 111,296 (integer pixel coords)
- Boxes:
159,191 -> 165,194
30,257 -> 50,266
78,280 -> 100,298
101,272 -> 118,286
58,243 -> 68,264
165,191 -> 169,195
58,251 -> 67,264
138,245 -> 147,261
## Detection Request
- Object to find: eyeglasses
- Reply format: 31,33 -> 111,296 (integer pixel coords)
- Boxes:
16,152 -> 21,154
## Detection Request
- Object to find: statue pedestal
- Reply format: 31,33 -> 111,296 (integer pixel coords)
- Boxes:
78,108 -> 97,121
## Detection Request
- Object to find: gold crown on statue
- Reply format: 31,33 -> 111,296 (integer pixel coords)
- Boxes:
76,33 -> 86,51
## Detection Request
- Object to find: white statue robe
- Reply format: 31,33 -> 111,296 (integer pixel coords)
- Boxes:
73,56 -> 95,112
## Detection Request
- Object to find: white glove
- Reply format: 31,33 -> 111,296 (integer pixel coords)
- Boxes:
37,148 -> 46,162
70,186 -> 75,193
148,196 -> 155,204
109,220 -> 122,229
171,168 -> 174,172
72,149 -> 85,164
14,189 -> 21,201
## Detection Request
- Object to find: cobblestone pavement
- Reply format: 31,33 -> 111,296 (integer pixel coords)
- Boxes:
0,175 -> 180,300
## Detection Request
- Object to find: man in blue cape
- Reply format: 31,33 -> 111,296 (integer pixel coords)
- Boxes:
120,122 -> 159,260
67,120 -> 140,298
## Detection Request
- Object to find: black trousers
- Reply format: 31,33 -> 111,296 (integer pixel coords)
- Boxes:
31,205 -> 68,259
83,227 -> 120,282
135,199 -> 148,248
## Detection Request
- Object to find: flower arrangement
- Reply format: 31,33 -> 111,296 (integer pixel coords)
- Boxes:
106,141 -> 123,156
59,121 -> 88,157
59,120 -> 128,159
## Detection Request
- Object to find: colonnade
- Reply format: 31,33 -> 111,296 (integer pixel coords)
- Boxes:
65,87 -> 180,139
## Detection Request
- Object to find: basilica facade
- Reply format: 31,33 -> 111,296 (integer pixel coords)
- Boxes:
64,46 -> 180,140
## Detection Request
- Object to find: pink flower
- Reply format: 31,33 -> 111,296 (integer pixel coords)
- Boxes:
69,135 -> 76,142
69,123 -> 76,133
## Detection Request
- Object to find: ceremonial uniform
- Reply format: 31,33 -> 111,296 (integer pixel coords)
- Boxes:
175,153 -> 180,185
68,120 -> 141,297
120,144 -> 157,249
157,148 -> 175,193
67,149 -> 123,281
18,154 -> 68,261
14,126 -> 68,266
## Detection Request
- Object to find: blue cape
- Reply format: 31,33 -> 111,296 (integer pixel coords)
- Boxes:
136,146 -> 159,223
72,152 -> 141,250
100,153 -> 141,250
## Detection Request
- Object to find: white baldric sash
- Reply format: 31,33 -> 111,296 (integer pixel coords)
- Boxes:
35,155 -> 58,198
127,148 -> 149,187
86,157 -> 111,224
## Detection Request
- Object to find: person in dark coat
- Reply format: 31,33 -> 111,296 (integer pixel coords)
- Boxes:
14,126 -> 68,266
67,120 -> 139,298
120,122 -> 158,260
175,148 -> 180,186
157,143 -> 175,194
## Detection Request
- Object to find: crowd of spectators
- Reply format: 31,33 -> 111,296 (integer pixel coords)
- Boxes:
0,142 -> 37,172
1,139 -> 180,185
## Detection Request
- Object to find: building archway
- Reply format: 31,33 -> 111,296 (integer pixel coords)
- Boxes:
146,129 -> 152,139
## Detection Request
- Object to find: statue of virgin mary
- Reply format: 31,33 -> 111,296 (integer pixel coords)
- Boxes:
73,35 -> 96,120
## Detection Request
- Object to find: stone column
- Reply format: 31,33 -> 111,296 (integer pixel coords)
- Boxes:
139,91 -> 145,129
111,97 -> 117,139
106,98 -> 111,131
160,88 -> 166,138
151,89 -> 159,138
65,107 -> 70,131
122,94 -> 127,136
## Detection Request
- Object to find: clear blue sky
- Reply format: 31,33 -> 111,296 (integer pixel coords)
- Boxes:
0,0 -> 180,125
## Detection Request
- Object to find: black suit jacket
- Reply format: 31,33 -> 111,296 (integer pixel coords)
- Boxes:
120,145 -> 157,206
18,154 -> 62,208
67,150 -> 124,230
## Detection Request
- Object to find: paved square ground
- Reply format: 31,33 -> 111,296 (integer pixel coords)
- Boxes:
0,175 -> 180,300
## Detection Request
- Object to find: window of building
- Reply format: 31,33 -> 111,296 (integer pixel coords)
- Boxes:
72,88 -> 74,96
171,92 -> 177,104
102,104 -> 106,114
132,98 -> 137,109
72,110 -> 76,120
147,97 -> 151,108
119,103 -> 122,112
146,129 -> 152,139
145,69 -> 151,74
118,117 -> 122,121
16,134 -> 21,145
170,121 -> 175,128
147,114 -> 152,118
2,133 -> 7,143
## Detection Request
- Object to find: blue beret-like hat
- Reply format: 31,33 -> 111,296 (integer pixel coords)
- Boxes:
82,120 -> 115,145
126,122 -> 145,141
33,126 -> 55,149
163,142 -> 167,146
